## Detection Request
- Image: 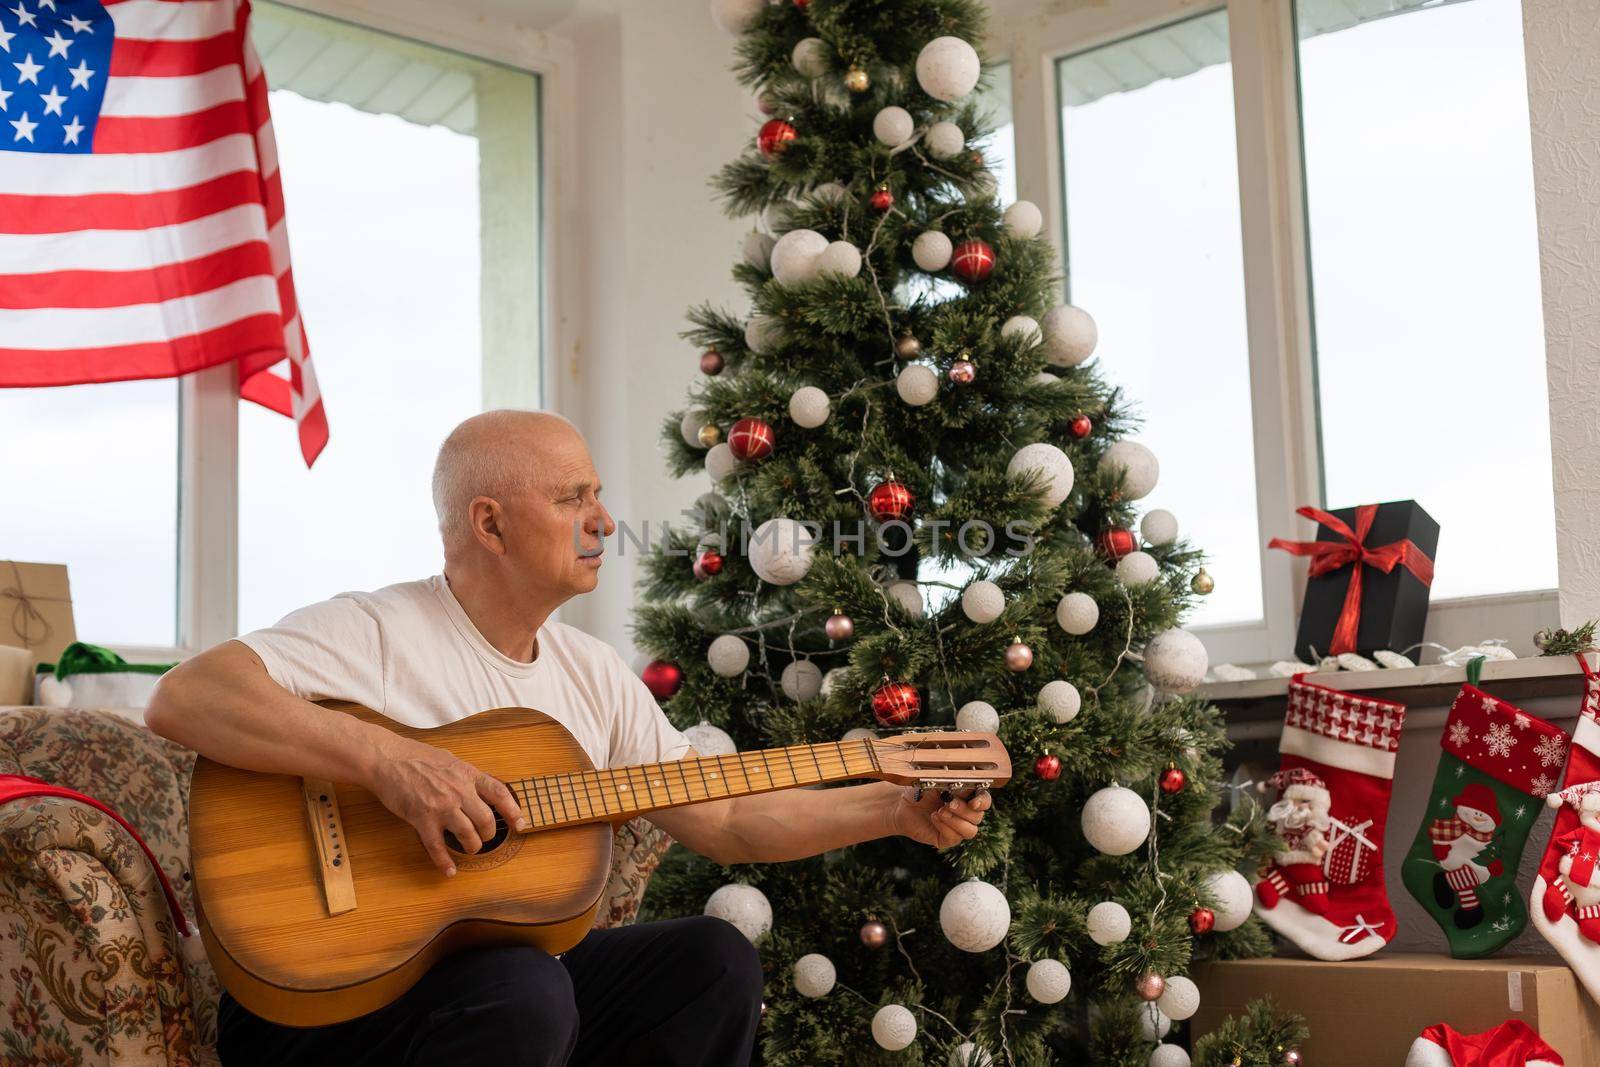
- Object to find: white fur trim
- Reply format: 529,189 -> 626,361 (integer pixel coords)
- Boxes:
1404,1037 -> 1452,1067
1279,723 -> 1397,779
1532,873 -> 1600,1006
1251,895 -> 1387,961
1574,713 -> 1600,760
1284,783 -> 1329,803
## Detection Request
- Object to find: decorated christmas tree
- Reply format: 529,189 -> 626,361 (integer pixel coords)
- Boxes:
633,1 -> 1297,1062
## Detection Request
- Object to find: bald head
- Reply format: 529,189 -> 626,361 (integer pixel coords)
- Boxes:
432,409 -> 584,546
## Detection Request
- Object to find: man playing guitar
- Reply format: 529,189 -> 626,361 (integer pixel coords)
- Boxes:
148,409 -> 990,1066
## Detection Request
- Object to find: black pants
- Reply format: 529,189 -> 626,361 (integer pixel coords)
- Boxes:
216,915 -> 764,1066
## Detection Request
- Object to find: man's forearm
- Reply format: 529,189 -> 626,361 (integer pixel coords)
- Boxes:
715,781 -> 901,863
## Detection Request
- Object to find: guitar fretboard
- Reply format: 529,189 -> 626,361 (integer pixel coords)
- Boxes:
506,739 -> 880,830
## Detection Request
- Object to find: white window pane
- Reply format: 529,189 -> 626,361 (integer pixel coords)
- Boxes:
1057,10 -> 1263,627
1298,0 -> 1555,599
0,381 -> 177,647
978,61 -> 1017,206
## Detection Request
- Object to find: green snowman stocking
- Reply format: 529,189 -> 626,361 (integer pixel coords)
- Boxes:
1402,664 -> 1571,957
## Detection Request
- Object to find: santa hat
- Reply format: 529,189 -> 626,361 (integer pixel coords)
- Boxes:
1269,767 -> 1329,804
1453,783 -> 1501,823
1547,780 -> 1600,811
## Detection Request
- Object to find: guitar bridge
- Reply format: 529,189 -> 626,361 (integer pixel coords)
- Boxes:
302,778 -> 357,916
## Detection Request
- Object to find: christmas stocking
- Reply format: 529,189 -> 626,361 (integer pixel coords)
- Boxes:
1405,1020 -> 1563,1066
1401,667 -> 1570,958
1252,675 -> 1406,960
1533,654 -> 1600,1002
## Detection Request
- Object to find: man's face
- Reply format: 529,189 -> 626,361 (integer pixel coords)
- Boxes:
497,428 -> 615,602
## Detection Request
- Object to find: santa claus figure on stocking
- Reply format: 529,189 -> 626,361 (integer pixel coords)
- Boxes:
1257,767 -> 1334,916
1541,782 -> 1600,940
1427,783 -> 1503,930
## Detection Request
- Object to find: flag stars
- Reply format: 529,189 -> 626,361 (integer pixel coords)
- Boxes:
66,57 -> 91,89
38,82 -> 62,115
35,0 -> 53,10
0,20 -> 14,52
13,50 -> 41,83
60,113 -> 81,144
9,2 -> 33,28
0,85 -> 9,111
42,27 -> 67,58
9,108 -> 35,141
63,12 -> 89,34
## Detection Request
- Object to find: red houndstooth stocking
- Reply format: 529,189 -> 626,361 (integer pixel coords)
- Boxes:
1533,655 -> 1600,1001
1253,675 -> 1407,960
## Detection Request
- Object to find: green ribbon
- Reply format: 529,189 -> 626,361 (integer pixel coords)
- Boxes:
1465,654 -> 1486,688
35,642 -> 173,681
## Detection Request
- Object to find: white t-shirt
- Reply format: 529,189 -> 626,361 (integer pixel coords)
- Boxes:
235,574 -> 691,771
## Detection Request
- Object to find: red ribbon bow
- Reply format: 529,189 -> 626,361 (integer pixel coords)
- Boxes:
1268,504 -> 1435,656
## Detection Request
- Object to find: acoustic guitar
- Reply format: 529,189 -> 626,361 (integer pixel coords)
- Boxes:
188,702 -> 1011,1027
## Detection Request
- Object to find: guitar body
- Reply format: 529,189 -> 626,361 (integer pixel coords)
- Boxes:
189,703 -> 613,1027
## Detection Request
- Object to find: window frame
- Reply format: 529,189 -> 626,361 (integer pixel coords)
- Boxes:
117,1 -> 568,663
993,0 -> 1558,666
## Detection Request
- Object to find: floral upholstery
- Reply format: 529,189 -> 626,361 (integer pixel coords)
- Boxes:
0,706 -> 673,1066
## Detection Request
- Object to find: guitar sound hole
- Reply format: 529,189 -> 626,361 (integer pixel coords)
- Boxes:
443,810 -> 510,856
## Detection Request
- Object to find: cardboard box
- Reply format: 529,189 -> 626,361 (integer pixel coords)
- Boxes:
1191,954 -> 1600,1064
0,561 -> 76,667
0,645 -> 31,705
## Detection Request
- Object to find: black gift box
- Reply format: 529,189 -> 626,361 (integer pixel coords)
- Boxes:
1282,499 -> 1439,663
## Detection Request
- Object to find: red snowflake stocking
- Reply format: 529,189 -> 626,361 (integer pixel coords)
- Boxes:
1253,675 -> 1407,960
1533,655 -> 1600,1000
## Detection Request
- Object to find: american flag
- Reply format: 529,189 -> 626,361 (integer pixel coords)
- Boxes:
0,0 -> 327,466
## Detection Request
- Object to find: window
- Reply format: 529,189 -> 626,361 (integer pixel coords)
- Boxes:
978,61 -> 1018,207
1296,0 -> 1555,601
1056,11 -> 1264,628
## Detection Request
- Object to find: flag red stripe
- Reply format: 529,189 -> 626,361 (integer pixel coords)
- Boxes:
0,242 -> 275,310
0,172 -> 261,235
0,314 -> 286,385
110,33 -> 239,78
92,100 -> 251,154
240,363 -> 291,413
297,396 -> 329,465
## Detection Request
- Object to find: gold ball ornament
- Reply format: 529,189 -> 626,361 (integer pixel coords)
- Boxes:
843,65 -> 870,93
860,919 -> 889,948
697,423 -> 722,448
1191,567 -> 1214,595
1004,637 -> 1034,672
1135,971 -> 1166,1001
895,333 -> 923,360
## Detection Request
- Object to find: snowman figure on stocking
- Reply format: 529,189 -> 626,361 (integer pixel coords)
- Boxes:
1426,783 -> 1503,929
1541,781 -> 1600,940
1257,767 -> 1334,916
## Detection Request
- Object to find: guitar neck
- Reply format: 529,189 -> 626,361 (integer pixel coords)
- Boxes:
507,738 -> 883,830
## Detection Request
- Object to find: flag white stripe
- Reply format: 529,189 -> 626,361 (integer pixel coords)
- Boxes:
101,67 -> 245,118
0,203 -> 268,273
0,275 -> 281,348
0,133 -> 256,195
108,0 -> 236,43
256,117 -> 278,183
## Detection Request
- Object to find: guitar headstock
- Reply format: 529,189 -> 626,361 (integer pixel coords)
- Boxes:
869,731 -> 1012,790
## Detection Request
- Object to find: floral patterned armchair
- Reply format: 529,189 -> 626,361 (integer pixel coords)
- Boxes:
0,706 -> 673,1067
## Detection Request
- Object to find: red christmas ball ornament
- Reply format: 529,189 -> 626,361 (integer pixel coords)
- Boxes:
867,480 -> 914,522
693,549 -> 724,581
948,359 -> 976,384
1067,414 -> 1092,439
1095,525 -> 1137,561
950,238 -> 995,283
825,612 -> 855,641
793,0 -> 809,6
1189,906 -> 1216,935
871,681 -> 921,727
728,417 -> 775,461
640,660 -> 683,701
869,184 -> 894,212
1034,753 -> 1061,781
1159,764 -> 1187,795
700,349 -> 725,376
757,118 -> 797,159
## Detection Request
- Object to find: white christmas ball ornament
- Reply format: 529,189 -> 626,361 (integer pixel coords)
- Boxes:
939,879 -> 1012,952
707,634 -> 750,677
1025,959 -> 1072,1004
1042,305 -> 1098,367
1156,975 -> 1200,1021
812,181 -> 849,206
886,579 -> 925,618
1081,785 -> 1151,855
705,442 -> 739,482
780,659 -> 823,701
1086,901 -> 1132,946
1115,550 -> 1160,587
949,1042 -> 995,1067
748,517 -> 817,586
924,121 -> 965,160
916,36 -> 981,102
1032,371 -> 1061,388
1056,591 -> 1099,635
956,700 -> 999,734
745,314 -> 780,354
1143,628 -> 1209,693
822,668 -> 851,700
1141,508 -> 1179,547
897,364 -> 939,406
1139,1005 -> 1172,1042
792,953 -> 836,998
1007,442 -> 1075,508
704,883 -> 771,942
815,240 -> 862,279
843,726 -> 877,742
770,228 -> 829,287
961,580 -> 1005,624
912,230 -> 954,271
683,721 -> 737,756
1149,1045 -> 1192,1067
742,229 -> 776,270
873,105 -> 915,147
871,1004 -> 918,1051
1038,680 -> 1081,724
1001,315 -> 1042,348
789,386 -> 831,428
680,410 -> 710,448
1099,440 -> 1159,500
792,36 -> 829,78
1003,200 -> 1044,239
762,200 -> 794,234
709,0 -> 763,34
1204,869 -> 1254,932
